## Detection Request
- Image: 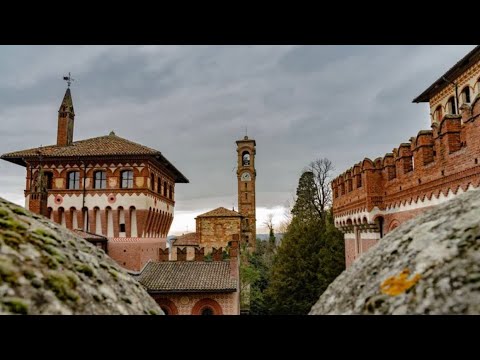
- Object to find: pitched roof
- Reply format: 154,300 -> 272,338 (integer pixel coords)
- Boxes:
136,261 -> 237,293
196,207 -> 243,218
72,229 -> 108,241
173,232 -> 198,246
413,45 -> 480,103
1,133 -> 189,183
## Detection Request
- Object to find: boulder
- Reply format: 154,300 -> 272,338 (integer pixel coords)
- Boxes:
310,189 -> 480,315
0,197 -> 162,315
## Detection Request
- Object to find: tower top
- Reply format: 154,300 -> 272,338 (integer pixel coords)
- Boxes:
236,136 -> 256,146
59,88 -> 75,115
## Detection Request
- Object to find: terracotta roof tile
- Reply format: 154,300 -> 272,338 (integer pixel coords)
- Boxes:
137,261 -> 237,292
173,232 -> 198,246
1,133 -> 189,183
196,207 -> 242,218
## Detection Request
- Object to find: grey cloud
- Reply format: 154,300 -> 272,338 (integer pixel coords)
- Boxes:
0,45 -> 476,229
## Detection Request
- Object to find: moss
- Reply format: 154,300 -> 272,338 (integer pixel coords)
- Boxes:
75,263 -> 95,277
42,255 -> 59,270
31,278 -> 42,288
148,309 -> 160,315
0,218 -> 28,233
0,208 -> 10,218
23,268 -> 36,280
0,258 -> 18,285
68,240 -> 77,248
31,230 -> 59,246
1,230 -> 25,247
96,278 -> 103,285
99,263 -> 110,269
44,272 -> 79,302
65,271 -> 79,287
108,269 -> 119,281
93,294 -> 102,302
12,207 -> 29,216
121,297 -> 132,304
1,297 -> 29,315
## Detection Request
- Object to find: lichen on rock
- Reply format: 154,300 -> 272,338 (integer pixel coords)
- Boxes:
0,197 -> 163,315
310,189 -> 480,315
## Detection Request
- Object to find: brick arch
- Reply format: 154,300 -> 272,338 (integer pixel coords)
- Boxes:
191,298 -> 223,315
154,298 -> 178,315
388,220 -> 400,232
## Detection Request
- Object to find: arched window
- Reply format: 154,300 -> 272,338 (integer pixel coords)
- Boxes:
447,96 -> 457,114
356,174 -> 362,188
201,307 -> 214,316
161,306 -> 170,315
163,181 -> 167,197
157,177 -> 161,193
461,86 -> 471,104
434,105 -> 443,121
150,173 -> 155,191
121,170 -> 133,189
169,185 -> 173,199
94,170 -> 107,189
44,172 -> 53,190
67,171 -> 80,189
242,151 -> 250,166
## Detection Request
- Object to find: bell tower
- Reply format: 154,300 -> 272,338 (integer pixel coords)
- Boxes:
236,136 -> 256,249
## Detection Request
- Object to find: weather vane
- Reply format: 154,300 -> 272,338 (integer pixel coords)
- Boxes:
63,72 -> 75,87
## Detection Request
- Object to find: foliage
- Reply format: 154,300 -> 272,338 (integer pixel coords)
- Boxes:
263,159 -> 345,314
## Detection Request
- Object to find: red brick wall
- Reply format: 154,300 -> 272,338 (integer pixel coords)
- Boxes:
333,68 -> 480,269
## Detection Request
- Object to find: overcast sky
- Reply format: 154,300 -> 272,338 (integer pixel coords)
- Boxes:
0,45 -> 475,234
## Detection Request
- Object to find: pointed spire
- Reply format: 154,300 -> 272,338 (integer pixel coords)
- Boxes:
59,88 -> 74,115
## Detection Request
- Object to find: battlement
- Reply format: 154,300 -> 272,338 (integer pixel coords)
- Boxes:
332,98 -> 480,219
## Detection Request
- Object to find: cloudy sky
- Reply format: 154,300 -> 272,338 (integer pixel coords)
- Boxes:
0,45 -> 475,234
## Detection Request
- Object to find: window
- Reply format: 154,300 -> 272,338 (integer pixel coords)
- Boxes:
245,193 -> 248,200
150,174 -> 155,190
158,177 -> 161,193
94,171 -> 107,189
44,172 -> 53,190
119,223 -> 126,233
357,174 -> 362,188
121,170 -> 133,188
447,96 -> 457,114
163,181 -> 167,197
169,185 -> 173,199
245,183 -> 247,190
67,171 -> 80,189
461,87 -> 471,104
201,307 -> 214,316
242,151 -> 250,166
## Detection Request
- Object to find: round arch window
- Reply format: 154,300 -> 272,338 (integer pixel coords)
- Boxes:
201,306 -> 214,316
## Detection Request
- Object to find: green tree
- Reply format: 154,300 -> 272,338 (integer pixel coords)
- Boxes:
264,161 -> 345,315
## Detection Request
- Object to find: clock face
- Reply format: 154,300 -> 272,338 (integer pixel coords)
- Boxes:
241,172 -> 251,182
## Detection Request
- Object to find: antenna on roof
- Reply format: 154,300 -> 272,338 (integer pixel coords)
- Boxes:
63,72 -> 75,88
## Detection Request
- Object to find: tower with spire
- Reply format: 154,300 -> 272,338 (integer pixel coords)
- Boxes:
57,85 -> 75,146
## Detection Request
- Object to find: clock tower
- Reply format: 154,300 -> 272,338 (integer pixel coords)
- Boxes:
236,136 -> 256,249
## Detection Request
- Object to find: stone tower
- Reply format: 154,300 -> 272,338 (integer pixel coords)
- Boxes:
236,136 -> 256,249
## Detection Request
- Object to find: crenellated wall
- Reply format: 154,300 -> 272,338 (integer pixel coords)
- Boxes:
333,87 -> 480,268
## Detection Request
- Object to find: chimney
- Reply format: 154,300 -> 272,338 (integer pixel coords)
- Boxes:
228,234 -> 240,279
194,247 -> 205,261
212,247 -> 223,261
177,247 -> 187,261
57,88 -> 75,146
159,248 -> 169,262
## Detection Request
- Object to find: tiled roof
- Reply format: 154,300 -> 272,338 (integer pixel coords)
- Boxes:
173,232 -> 198,246
196,207 -> 243,218
1,133 -> 189,183
413,45 -> 480,103
136,261 -> 237,293
72,229 -> 108,241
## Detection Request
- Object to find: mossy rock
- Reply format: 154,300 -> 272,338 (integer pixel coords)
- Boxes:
0,197 -> 163,315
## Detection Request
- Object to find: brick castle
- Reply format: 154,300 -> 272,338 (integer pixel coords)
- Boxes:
332,46 -> 480,268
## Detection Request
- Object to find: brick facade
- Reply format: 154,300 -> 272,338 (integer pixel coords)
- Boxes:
333,47 -> 480,268
1,87 -> 188,272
